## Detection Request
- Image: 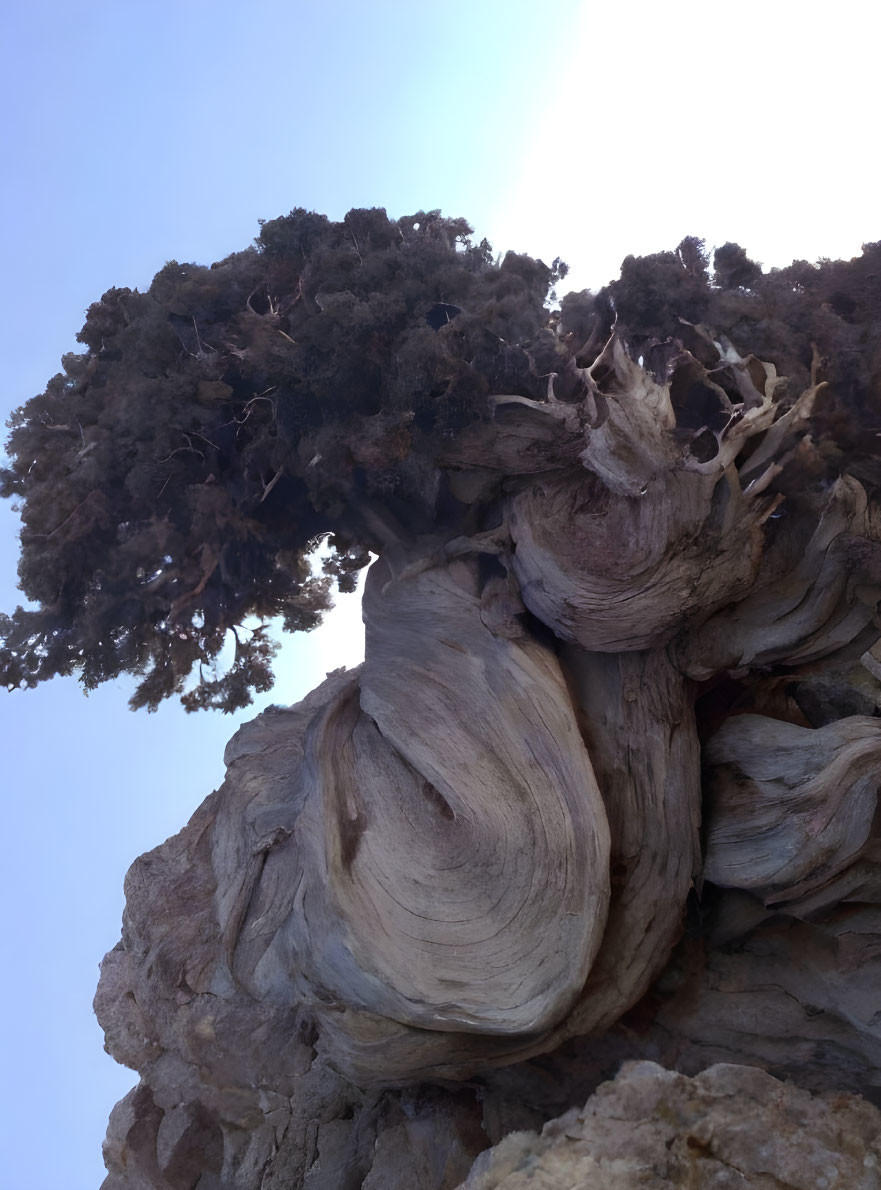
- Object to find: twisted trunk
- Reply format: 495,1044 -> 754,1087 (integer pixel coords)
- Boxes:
95,330 -> 881,1188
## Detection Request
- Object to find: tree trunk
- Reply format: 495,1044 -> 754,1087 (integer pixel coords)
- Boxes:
95,330 -> 881,1188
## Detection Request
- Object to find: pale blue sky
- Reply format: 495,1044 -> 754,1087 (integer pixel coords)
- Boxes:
1,2 -> 878,1187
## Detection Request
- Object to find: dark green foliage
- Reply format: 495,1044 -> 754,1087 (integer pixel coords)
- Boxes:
0,208 -> 558,711
604,237 -> 712,344
713,242 -> 763,290
3,209 -> 880,713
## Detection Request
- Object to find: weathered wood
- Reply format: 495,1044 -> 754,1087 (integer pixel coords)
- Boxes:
356,557 -> 610,1034
557,647 -> 701,1035
679,474 -> 881,680
506,338 -> 798,652
95,326 -> 881,1188
287,554 -> 611,1080
702,713 -> 881,909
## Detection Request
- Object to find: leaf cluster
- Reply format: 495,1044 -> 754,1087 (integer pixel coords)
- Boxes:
1,208 -> 558,710
600,237 -> 881,427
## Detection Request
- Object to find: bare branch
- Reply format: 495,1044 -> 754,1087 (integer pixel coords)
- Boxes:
259,468 -> 283,503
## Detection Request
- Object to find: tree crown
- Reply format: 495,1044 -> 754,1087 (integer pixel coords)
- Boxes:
3,208 -> 879,711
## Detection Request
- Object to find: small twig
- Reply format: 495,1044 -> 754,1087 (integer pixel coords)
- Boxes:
159,445 -> 204,463
244,388 -> 278,410
189,430 -> 220,451
757,492 -> 786,524
30,494 -> 95,540
171,320 -> 215,360
743,462 -> 783,499
169,549 -> 219,619
259,468 -> 283,503
216,389 -> 278,432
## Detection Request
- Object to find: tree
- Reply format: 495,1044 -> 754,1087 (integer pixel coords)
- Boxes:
8,211 -> 881,1187
0,206 -> 563,711
5,211 -> 881,717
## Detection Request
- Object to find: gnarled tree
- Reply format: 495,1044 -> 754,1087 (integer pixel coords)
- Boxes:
6,210 -> 881,1188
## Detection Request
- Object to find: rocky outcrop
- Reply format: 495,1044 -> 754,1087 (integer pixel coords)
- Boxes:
94,678 -> 881,1187
458,1060 -> 881,1189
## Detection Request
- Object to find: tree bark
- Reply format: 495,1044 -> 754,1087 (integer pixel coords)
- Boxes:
95,329 -> 881,1188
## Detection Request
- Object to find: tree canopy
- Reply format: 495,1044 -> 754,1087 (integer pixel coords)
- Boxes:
2,206 -> 880,711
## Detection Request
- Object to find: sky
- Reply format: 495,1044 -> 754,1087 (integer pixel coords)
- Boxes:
1,2 -> 879,1187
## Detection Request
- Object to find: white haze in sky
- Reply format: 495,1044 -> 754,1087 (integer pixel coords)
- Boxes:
490,0 -> 879,293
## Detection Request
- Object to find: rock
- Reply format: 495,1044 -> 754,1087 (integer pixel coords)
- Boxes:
457,1060 -> 881,1189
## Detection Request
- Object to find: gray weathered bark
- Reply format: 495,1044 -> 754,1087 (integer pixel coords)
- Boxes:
95,329 -> 881,1187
